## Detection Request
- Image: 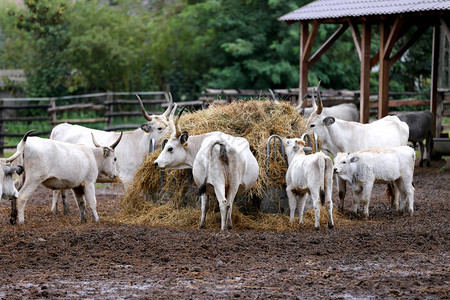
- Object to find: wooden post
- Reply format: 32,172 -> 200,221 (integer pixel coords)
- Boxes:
49,99 -> 57,128
378,21 -> 390,119
0,99 -> 3,157
300,21 -> 309,106
106,90 -> 114,130
360,22 -> 371,124
431,23 -> 441,137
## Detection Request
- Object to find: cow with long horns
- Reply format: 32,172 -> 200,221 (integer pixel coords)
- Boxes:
49,94 -> 174,214
306,82 -> 409,211
154,106 -> 259,231
12,132 -> 123,224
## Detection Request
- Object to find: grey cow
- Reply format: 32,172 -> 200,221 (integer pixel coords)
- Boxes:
397,111 -> 434,167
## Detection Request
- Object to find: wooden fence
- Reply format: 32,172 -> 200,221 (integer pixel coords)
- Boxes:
1,88 -> 449,156
0,91 -> 169,156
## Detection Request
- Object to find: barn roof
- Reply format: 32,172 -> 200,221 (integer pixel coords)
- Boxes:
279,0 -> 450,23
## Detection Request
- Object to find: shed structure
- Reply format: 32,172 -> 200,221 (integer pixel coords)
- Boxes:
279,0 -> 450,134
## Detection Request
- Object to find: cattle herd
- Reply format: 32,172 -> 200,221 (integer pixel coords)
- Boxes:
1,84 -> 435,231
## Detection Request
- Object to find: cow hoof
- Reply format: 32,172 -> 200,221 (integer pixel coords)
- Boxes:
315,226 -> 319,230
199,224 -> 206,229
9,218 -> 16,225
328,223 -> 334,229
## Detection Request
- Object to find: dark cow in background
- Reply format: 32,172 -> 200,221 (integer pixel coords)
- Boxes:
397,111 -> 434,167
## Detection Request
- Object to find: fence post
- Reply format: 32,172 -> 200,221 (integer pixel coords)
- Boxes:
0,98 -> 3,157
49,99 -> 56,129
106,90 -> 114,129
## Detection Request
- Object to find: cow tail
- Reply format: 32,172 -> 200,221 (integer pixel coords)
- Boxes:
318,155 -> 325,205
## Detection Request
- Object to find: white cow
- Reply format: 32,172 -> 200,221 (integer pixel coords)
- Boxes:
298,103 -> 360,122
49,95 -> 174,214
306,84 -> 409,210
283,138 -> 334,229
0,131 -> 33,224
153,107 -> 259,231
333,146 -> 415,218
12,133 -> 122,224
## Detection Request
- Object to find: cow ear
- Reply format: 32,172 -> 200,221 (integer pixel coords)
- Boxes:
140,123 -> 151,133
350,156 -> 360,163
323,116 -> 335,126
103,147 -> 111,157
9,165 -> 24,175
303,147 -> 313,155
180,131 -> 189,145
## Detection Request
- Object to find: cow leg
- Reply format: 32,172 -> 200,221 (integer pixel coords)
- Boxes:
61,190 -> 70,215
225,186 -> 240,230
286,187 -> 297,223
336,175 -> 346,211
392,180 -> 402,212
402,177 -> 415,216
51,190 -> 60,214
16,180 -> 40,224
360,182 -> 374,219
214,186 -> 228,231
325,161 -> 334,229
199,195 -> 208,229
310,191 -> 321,230
83,184 -> 99,223
10,197 -> 17,225
418,141 -> 425,167
72,187 -> 87,223
425,136 -> 432,167
297,193 -> 307,225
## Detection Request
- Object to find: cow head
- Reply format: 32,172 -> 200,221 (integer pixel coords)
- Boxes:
91,132 -> 123,182
333,152 -> 360,182
305,81 -> 336,139
154,106 -> 191,169
137,93 -> 174,143
283,138 -> 313,164
0,130 -> 33,200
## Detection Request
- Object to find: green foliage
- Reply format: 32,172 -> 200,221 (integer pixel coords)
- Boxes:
0,0 -> 434,100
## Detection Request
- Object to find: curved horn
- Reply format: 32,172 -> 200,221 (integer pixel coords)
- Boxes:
162,92 -> 173,118
174,106 -> 186,138
6,129 -> 35,162
91,133 -> 101,148
110,132 -> 123,149
168,102 -> 178,136
316,80 -> 323,115
136,94 -> 153,122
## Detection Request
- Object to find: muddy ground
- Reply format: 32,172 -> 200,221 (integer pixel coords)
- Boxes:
0,159 -> 448,299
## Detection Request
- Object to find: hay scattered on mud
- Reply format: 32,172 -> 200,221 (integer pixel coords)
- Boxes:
119,100 -> 337,231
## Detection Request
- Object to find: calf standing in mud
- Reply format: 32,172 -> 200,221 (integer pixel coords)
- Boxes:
283,138 -> 334,229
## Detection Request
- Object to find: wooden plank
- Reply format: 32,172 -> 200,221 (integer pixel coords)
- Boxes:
391,24 -> 429,64
441,18 -> 450,43
47,103 -> 104,113
300,21 -> 310,106
369,99 -> 429,108
52,118 -> 107,124
0,104 -> 50,109
161,101 -> 203,107
349,21 -> 362,60
105,111 -> 160,118
0,131 -> 51,137
0,116 -> 50,122
105,99 -> 166,105
378,20 -> 391,119
431,24 -> 440,136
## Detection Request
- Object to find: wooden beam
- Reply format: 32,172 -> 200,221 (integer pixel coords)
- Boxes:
300,22 -> 310,106
391,24 -> 430,65
441,17 -> 450,42
360,22 -> 371,124
431,24 -> 440,137
370,51 -> 379,68
384,16 -> 404,58
309,23 -> 349,65
378,21 -> 390,119
302,21 -> 320,62
349,21 -> 362,60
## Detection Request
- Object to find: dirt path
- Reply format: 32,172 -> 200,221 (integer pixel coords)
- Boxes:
0,160 -> 448,299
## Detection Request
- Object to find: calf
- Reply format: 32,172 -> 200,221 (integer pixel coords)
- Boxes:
333,146 -> 415,218
397,111 -> 434,167
283,138 -> 334,229
154,107 -> 259,231
12,133 -> 122,224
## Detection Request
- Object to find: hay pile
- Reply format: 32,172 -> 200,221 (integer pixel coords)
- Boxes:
119,100 -> 337,231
